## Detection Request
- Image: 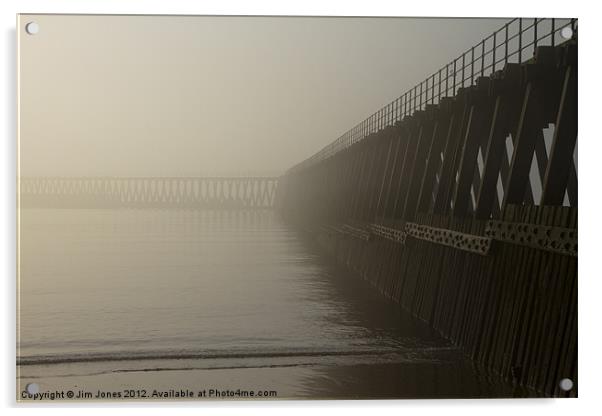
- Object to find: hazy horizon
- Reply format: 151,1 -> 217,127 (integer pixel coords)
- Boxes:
19,15 -> 505,177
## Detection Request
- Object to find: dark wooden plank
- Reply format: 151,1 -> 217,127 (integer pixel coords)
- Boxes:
453,92 -> 494,216
433,99 -> 469,214
400,117 -> 436,221
541,65 -> 578,205
502,82 -> 546,208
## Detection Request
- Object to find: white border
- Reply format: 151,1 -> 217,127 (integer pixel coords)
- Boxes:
3,1 -> 600,415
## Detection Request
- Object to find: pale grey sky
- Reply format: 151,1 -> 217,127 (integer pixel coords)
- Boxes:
19,15 -> 506,177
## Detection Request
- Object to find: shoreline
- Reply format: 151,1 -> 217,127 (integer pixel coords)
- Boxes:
17,356 -> 539,401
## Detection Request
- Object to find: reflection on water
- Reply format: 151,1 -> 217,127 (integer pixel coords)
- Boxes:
17,209 -> 531,399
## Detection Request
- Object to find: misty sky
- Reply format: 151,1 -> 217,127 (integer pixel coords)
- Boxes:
19,15 -> 505,177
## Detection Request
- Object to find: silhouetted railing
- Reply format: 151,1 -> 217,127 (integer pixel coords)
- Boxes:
290,17 -> 577,173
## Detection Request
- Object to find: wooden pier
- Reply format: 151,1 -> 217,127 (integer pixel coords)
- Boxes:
276,18 -> 577,397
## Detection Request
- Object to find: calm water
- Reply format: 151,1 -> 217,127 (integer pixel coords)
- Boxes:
17,209 -> 525,400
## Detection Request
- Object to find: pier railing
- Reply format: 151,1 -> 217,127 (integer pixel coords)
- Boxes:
290,17 -> 577,173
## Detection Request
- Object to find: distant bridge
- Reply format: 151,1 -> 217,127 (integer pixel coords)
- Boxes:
19,177 -> 279,209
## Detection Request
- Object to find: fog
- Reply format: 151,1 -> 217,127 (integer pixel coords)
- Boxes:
19,15 -> 504,177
